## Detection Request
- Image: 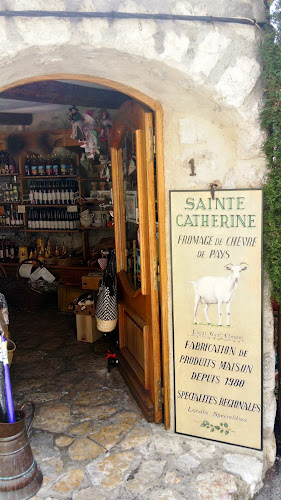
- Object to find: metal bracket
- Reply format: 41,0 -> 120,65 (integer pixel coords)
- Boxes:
210,183 -> 218,200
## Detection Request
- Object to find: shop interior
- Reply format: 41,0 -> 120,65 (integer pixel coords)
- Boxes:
0,79 -> 155,414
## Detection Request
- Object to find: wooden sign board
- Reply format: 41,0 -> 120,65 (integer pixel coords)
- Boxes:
170,190 -> 263,450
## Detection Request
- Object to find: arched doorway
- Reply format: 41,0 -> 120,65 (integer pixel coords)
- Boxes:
0,75 -> 170,428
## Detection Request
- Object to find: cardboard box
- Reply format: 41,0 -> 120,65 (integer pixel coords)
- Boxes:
82,273 -> 103,290
76,314 -> 103,343
75,304 -> 95,316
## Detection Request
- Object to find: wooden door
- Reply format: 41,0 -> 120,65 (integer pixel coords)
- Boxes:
111,100 -> 162,423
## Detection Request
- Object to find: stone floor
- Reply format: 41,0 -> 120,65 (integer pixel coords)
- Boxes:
7,304 -> 267,499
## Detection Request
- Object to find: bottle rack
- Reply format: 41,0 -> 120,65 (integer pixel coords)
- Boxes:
0,136 -> 114,262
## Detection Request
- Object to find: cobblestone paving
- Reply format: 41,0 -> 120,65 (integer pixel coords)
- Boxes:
8,305 -> 265,499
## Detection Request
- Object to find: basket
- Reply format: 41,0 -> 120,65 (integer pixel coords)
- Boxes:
7,339 -> 16,366
96,317 -> 117,333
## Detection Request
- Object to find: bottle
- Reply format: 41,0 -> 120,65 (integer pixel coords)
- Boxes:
10,207 -> 15,226
34,210 -> 40,230
45,156 -> 52,176
9,241 -> 15,260
31,156 -> 38,176
58,210 -> 62,230
61,210 -> 65,230
28,209 -> 33,229
33,182 -> 39,205
69,158 -> 75,176
39,210 -> 43,230
53,209 -> 58,230
70,182 -> 74,204
9,157 -> 16,174
52,156 -> 60,176
56,182 -> 61,205
5,210 -> 10,226
52,182 -> 56,204
45,210 -> 50,231
37,156 -> 45,176
65,211 -> 70,230
0,237 -> 3,261
53,243 -> 60,257
38,182 -> 43,205
29,182 -> 34,204
65,181 -> 70,204
43,183 -> 48,205
60,156 -> 68,175
25,155 -> 31,176
47,182 -> 52,204
12,181 -> 19,202
69,211 -> 74,230
61,242 -> 67,257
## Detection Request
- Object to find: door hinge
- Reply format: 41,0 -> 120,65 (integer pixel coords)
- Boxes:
157,380 -> 164,411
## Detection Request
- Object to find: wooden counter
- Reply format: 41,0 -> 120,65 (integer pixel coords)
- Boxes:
0,262 -> 100,286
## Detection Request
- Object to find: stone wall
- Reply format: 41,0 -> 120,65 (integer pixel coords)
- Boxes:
0,0 -> 275,490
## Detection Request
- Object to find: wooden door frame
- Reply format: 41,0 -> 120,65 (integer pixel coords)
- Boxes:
0,74 -> 170,429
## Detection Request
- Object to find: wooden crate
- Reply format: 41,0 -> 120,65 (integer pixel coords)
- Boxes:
76,314 -> 103,343
58,284 -> 83,312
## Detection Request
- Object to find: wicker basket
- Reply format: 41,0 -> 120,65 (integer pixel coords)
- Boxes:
96,317 -> 117,333
7,339 -> 16,366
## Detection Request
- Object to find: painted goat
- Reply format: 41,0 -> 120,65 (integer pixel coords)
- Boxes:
190,263 -> 248,326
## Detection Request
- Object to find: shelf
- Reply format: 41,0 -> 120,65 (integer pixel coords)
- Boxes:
78,177 -> 112,182
81,200 -> 110,204
0,201 -> 21,205
0,226 -> 24,230
22,175 -> 78,180
23,229 -> 80,233
78,226 -> 114,231
0,173 -> 20,176
24,204 -> 79,208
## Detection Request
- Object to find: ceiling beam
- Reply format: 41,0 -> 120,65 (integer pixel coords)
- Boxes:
0,113 -> 33,125
0,81 -> 128,109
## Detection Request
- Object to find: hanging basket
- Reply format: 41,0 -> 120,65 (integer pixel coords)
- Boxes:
96,317 -> 118,333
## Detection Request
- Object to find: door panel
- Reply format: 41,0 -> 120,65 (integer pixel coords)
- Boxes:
111,100 -> 162,423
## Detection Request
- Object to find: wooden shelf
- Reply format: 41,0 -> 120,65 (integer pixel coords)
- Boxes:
0,173 -> 20,176
23,229 -> 80,233
22,175 -> 78,179
78,226 -> 114,231
24,204 -> 79,208
0,201 -> 21,205
0,225 -> 24,230
78,177 -> 112,182
81,200 -> 110,204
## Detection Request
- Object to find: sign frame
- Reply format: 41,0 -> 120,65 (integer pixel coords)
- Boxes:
170,189 -> 263,451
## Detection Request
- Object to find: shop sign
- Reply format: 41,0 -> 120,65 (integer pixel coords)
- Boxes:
170,190 -> 263,450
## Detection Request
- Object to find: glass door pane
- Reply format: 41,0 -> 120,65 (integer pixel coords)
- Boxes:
121,130 -> 140,289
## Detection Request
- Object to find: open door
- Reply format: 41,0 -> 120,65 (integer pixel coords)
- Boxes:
111,100 -> 162,423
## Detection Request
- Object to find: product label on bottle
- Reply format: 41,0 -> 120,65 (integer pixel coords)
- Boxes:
46,164 -> 52,175
53,164 -> 59,175
38,165 -> 45,175
61,164 -> 67,175
31,165 -> 38,176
